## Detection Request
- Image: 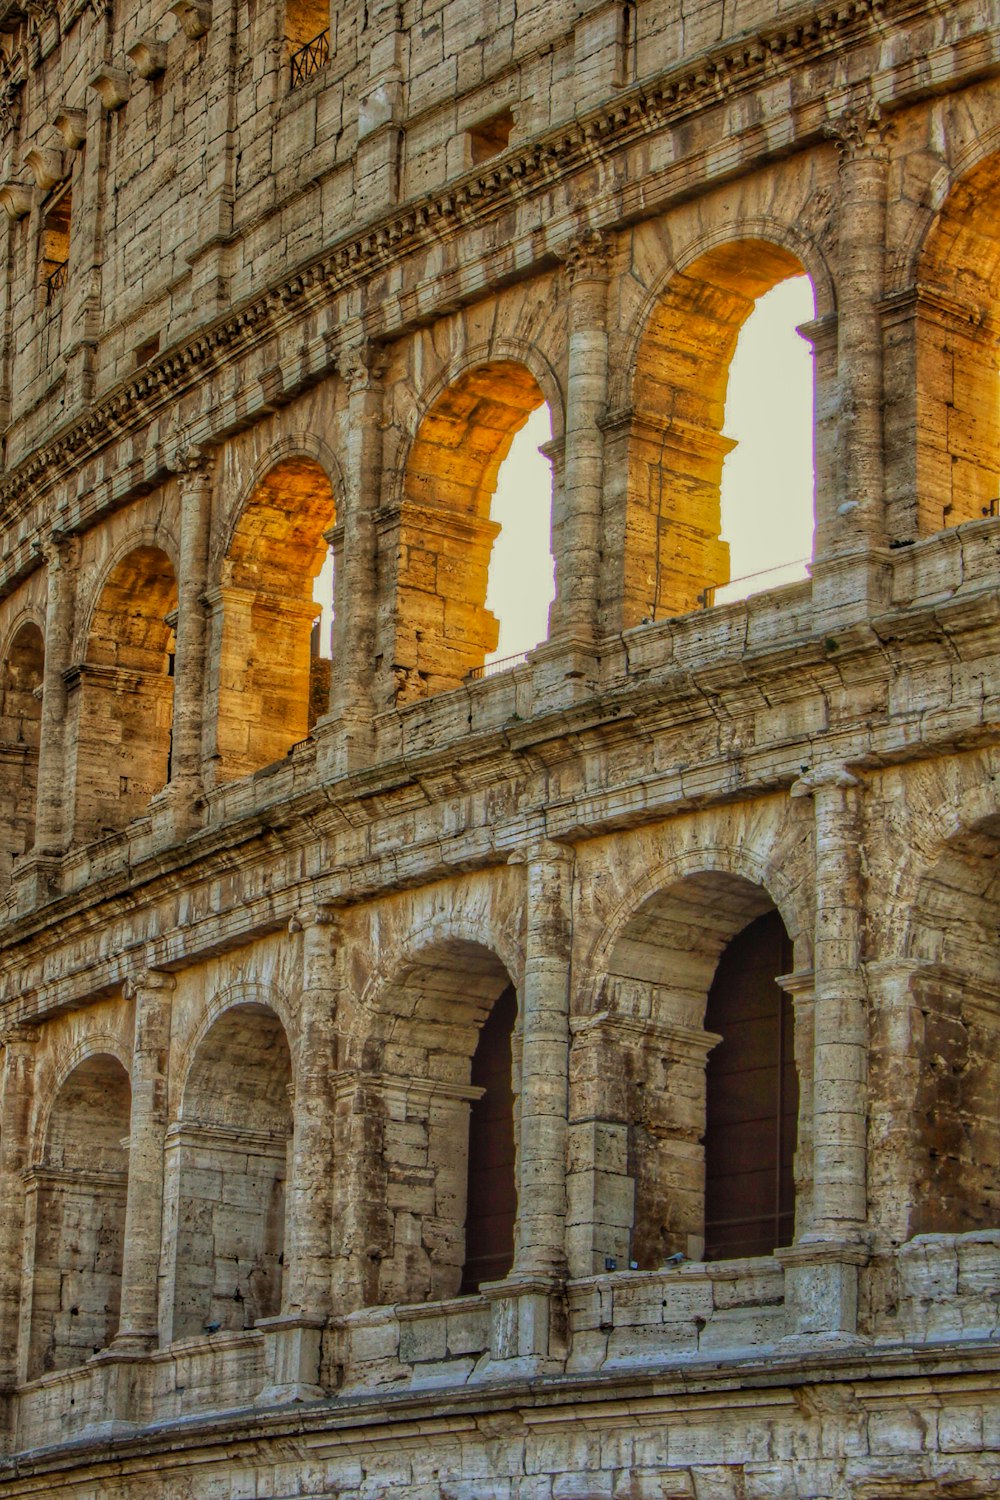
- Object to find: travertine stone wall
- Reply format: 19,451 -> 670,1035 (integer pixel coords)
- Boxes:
0,0 -> 997,1492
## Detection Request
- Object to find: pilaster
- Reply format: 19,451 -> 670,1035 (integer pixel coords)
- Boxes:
0,1024 -> 37,1391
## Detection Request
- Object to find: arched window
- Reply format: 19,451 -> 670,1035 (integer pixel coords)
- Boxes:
621,240 -> 816,627
215,458 -> 334,782
70,546 -> 177,841
575,872 -> 803,1273
703,909 -> 797,1259
169,1005 -> 292,1340
393,362 -> 554,701
901,150 -> 1000,539
27,1056 -> 131,1380
0,622 -> 44,878
367,940 -> 518,1304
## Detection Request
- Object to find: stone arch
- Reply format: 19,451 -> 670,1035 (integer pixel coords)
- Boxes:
0,616 -> 45,881
74,525 -> 181,657
885,141 -> 1000,540
352,934 -> 519,1304
611,216 -> 834,413
174,979 -> 297,1103
216,433 -> 344,567
26,1052 -> 131,1380
69,543 -> 178,842
168,1000 -> 293,1340
610,233 -> 818,628
871,810 -> 1000,1244
385,352 -> 557,701
569,865 -> 806,1276
213,451 -> 336,782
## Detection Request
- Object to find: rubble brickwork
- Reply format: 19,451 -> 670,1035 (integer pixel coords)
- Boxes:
0,0 -> 997,1493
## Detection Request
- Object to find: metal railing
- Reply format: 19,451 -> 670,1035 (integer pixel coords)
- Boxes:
45,259 -> 68,304
467,651 -> 529,681
288,27 -> 329,89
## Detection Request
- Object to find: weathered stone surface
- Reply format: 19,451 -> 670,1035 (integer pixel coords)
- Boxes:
0,0 -> 996,1493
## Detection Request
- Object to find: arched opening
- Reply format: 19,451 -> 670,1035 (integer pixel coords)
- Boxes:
362,940 -> 518,1303
571,872 -> 803,1273
880,819 -> 1000,1239
392,362 -> 553,702
0,621 -> 44,879
902,152 -> 1000,539
170,1004 -> 292,1340
484,404 -> 556,667
703,910 -> 797,1259
622,240 -> 816,627
216,458 -> 333,782
285,0 -> 329,87
461,982 -> 517,1291
70,545 -> 177,842
27,1055 -> 130,1380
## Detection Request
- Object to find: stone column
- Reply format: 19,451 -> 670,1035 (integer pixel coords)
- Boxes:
826,101 -> 894,554
168,447 -> 213,822
324,342 -> 384,774
547,231 -> 610,657
33,531 -> 79,855
0,1024 -> 37,1388
512,836 -> 574,1280
284,904 -> 338,1319
781,765 -> 869,1336
115,969 -> 174,1349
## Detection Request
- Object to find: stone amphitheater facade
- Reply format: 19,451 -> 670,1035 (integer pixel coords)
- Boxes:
0,0 -> 996,1494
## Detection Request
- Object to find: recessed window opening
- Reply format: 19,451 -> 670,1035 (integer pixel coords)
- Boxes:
40,183 -> 71,303
461,983 -> 517,1293
0,622 -> 44,879
616,0 -> 637,86
286,0 -> 329,87
713,276 -> 815,606
469,108 -> 514,165
484,402 -> 555,669
135,334 -> 160,368
703,909 -> 798,1260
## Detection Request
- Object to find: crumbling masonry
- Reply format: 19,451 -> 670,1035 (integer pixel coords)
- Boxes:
0,0 -> 997,1495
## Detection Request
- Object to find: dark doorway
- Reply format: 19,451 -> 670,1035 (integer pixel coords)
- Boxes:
461,983 -> 517,1292
703,910 -> 797,1259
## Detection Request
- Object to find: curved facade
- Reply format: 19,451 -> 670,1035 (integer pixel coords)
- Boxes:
0,0 -> 998,1493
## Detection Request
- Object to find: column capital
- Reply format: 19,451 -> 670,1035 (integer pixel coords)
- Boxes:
0,1022 -> 38,1048
123,968 -> 176,1003
288,901 -> 340,934
341,339 -> 387,395
561,227 -> 611,287
825,99 -> 895,166
790,763 -> 861,798
508,834 -> 575,869
33,528 -> 79,571
170,440 -> 215,487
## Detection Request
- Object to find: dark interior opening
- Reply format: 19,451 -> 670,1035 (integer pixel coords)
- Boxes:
703,909 -> 797,1260
461,982 -> 517,1292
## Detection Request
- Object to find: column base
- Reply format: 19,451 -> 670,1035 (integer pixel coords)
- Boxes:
9,851 -> 62,913
255,1314 -> 327,1406
775,1238 -> 870,1340
148,780 -> 205,845
314,712 -> 375,779
477,1275 -> 567,1379
529,636 -> 599,714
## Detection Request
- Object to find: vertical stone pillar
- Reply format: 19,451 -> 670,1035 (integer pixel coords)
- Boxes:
258,906 -> 338,1402
547,231 -> 610,662
779,765 -> 869,1336
115,969 -> 174,1349
33,532 -> 79,856
0,1024 -> 37,1388
168,447 -> 213,821
285,904 -> 338,1318
323,342 -> 384,774
513,836 -> 574,1279
826,101 -> 894,554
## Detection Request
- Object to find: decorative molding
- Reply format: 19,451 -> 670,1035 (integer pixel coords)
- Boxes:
88,63 -> 128,111
0,181 -> 31,220
169,0 -> 210,40
51,105 -> 86,148
825,97 -> 896,164
21,144 -> 64,190
126,37 -> 167,79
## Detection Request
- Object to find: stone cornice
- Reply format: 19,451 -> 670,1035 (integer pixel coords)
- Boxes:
0,0 -> 972,564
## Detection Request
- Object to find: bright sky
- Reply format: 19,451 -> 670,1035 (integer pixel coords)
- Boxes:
316,274 -> 817,667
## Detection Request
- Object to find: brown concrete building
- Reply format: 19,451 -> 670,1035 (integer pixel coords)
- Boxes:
0,0 -> 997,1493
